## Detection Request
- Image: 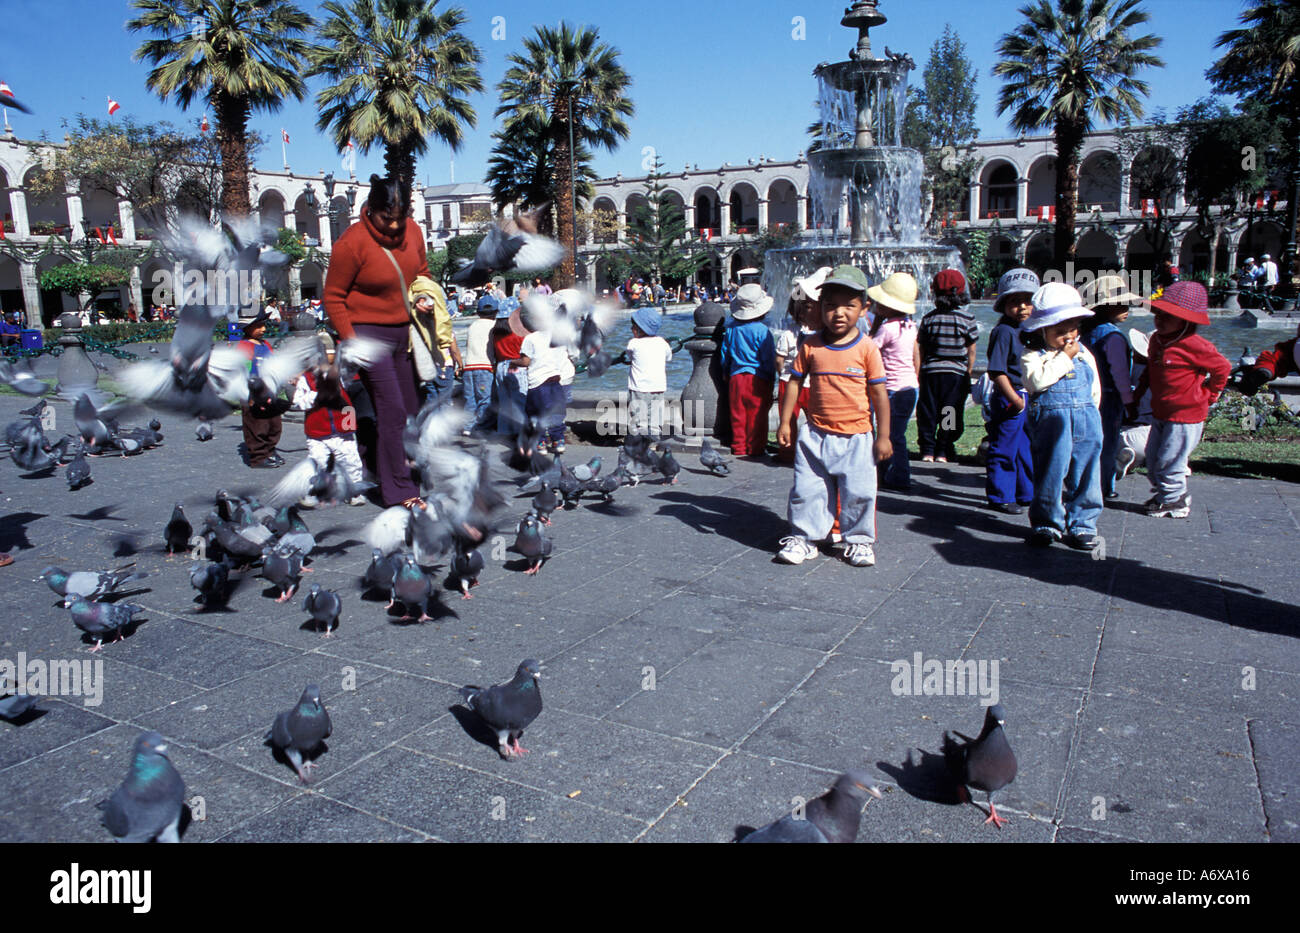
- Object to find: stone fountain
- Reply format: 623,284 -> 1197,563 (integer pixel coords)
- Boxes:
763,0 -> 963,315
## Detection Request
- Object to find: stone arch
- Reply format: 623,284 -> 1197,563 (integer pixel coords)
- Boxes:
79,181 -> 121,239
327,195 -> 349,242
939,235 -> 968,266
299,260 -> 325,302
1025,154 -> 1057,214
591,196 -> 618,244
988,233 -> 1017,276
692,187 -> 720,235
0,254 -> 25,319
35,253 -> 80,324
1239,220 -> 1284,265
22,165 -> 70,235
767,178 -> 799,229
139,257 -> 173,317
1177,229 -> 1229,279
1079,150 -> 1122,213
1024,231 -> 1055,274
294,192 -> 322,244
728,181 -> 759,233
1127,146 -> 1179,211
1075,229 -> 1119,272
1124,228 -> 1160,272
258,190 -> 288,229
979,159 -> 1018,218
729,248 -> 759,282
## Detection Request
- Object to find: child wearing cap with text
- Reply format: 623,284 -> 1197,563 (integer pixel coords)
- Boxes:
1020,282 -> 1103,549
777,264 -> 891,568
626,307 -> 673,438
1132,281 -> 1230,519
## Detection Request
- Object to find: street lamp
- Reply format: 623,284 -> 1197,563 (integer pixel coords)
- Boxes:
345,185 -> 357,211
302,182 -> 317,211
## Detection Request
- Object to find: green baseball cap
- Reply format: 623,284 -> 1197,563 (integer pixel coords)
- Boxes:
821,264 -> 869,294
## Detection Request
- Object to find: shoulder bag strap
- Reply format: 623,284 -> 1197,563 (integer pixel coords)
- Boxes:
381,246 -> 443,367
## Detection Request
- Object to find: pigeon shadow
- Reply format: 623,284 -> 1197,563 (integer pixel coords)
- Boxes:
733,825 -> 758,842
0,705 -> 49,726
448,704 -> 505,756
108,532 -> 143,558
502,557 -> 543,574
386,597 -> 457,625
77,616 -> 146,650
310,537 -> 363,559
0,511 -> 45,550
651,490 -> 788,548
298,618 -> 337,637
17,467 -> 57,479
100,586 -> 152,604
66,504 -> 125,522
584,500 -> 638,517
876,748 -> 965,805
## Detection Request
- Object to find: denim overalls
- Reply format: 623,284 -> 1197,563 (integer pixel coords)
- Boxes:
1027,353 -> 1103,536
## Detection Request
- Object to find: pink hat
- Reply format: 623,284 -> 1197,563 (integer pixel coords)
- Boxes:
1149,280 -> 1210,326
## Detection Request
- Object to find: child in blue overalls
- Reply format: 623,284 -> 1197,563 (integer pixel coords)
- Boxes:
1020,282 -> 1103,550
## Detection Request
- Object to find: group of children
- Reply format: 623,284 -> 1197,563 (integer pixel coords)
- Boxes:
715,260 -> 1234,568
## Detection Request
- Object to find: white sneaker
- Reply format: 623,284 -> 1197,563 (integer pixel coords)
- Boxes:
348,495 -> 368,506
843,543 -> 876,566
777,535 -> 819,565
1115,446 -> 1136,480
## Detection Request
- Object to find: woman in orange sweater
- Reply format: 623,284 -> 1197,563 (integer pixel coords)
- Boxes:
323,175 -> 427,509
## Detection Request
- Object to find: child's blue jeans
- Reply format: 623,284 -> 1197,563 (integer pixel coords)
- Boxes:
1027,360 -> 1103,536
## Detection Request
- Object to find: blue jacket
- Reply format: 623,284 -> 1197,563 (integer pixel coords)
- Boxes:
721,318 -> 776,381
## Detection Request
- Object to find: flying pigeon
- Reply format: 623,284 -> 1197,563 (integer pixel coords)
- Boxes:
448,207 -> 565,288
267,685 -> 332,783
165,503 -> 192,555
741,770 -> 881,843
40,564 -> 147,606
98,731 -> 186,843
301,584 -> 341,638
944,703 -> 1018,829
700,439 -> 730,476
68,598 -> 144,652
0,359 -> 50,396
459,659 -> 543,760
510,511 -> 551,575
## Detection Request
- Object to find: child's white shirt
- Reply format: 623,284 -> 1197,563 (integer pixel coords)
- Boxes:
626,336 -> 672,393
1021,344 -> 1101,408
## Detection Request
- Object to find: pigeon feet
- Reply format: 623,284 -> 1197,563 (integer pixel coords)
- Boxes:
984,804 -> 1008,829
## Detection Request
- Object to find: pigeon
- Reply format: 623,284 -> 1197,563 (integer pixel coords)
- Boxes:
267,685 -> 332,784
261,543 -> 306,603
510,511 -> 552,575
301,584 -> 342,638
448,208 -> 566,288
515,414 -> 544,462
531,482 -> 559,524
266,450 -> 372,508
362,548 -> 403,595
700,439 -> 730,476
39,564 -> 148,606
389,554 -> 434,621
570,456 -> 602,482
577,301 -> 618,375
73,392 -> 129,452
68,598 -> 144,652
165,503 -> 193,555
65,449 -> 92,489
204,513 -> 263,566
0,359 -> 50,396
622,433 -> 658,467
98,731 -> 186,843
195,421 -> 214,442
450,544 -> 485,599
518,455 -> 564,495
459,659 -> 543,760
654,444 -> 681,484
582,473 -> 620,502
189,560 -> 230,607
944,703 -> 1018,829
740,770 -> 882,843
9,421 -> 56,473
0,693 -> 39,721
555,465 -> 583,508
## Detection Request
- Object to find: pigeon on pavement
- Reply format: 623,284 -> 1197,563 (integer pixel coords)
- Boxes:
65,449 -> 92,489
741,770 -> 882,843
450,544 -> 485,599
195,421 -> 214,442
40,564 -> 148,606
68,598 -> 144,651
362,548 -> 403,595
165,503 -> 193,555
0,693 -> 39,721
261,543 -> 306,603
531,481 -> 559,524
267,685 -> 332,783
459,659 -> 543,759
301,584 -> 342,638
189,560 -> 230,607
510,511 -> 551,574
944,703 -> 1018,829
98,731 -> 186,843
700,439 -> 730,476
389,554 -> 434,621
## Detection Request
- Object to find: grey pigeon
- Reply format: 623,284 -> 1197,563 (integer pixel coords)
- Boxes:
68,598 -> 144,651
267,685 -> 332,783
40,564 -> 147,607
515,414 -> 544,462
582,473 -> 620,502
944,703 -> 1018,829
362,548 -> 403,594
531,482 -> 559,524
448,208 -> 564,288
66,449 -> 92,489
700,439 -> 730,476
0,359 -> 50,396
165,503 -> 192,555
450,544 -> 485,599
195,421 -> 214,442
74,392 -> 125,452
459,659 -> 543,759
204,513 -> 262,565
189,560 -> 230,607
261,543 -> 306,603
0,693 -> 39,721
741,770 -> 881,843
555,465 -> 582,508
301,584 -> 342,638
518,455 -> 564,496
98,731 -> 186,843
570,456 -> 602,482
510,511 -> 552,575
389,554 -> 433,621
654,444 -> 681,484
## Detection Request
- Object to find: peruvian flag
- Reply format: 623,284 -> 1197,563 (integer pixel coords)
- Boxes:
200,114 -> 209,133
1141,198 -> 1157,217
281,128 -> 290,144
0,81 -> 31,114
700,228 -> 712,243
107,95 -> 120,116
1036,205 -> 1055,222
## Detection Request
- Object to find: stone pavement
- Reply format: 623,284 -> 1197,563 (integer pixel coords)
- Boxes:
0,387 -> 1296,843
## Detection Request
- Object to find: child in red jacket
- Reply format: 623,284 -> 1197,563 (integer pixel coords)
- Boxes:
292,334 -> 367,506
1131,282 -> 1230,519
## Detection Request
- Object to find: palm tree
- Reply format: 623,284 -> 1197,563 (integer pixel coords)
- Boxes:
309,0 -> 483,211
485,115 -> 597,236
127,0 -> 313,218
993,0 -> 1163,269
496,22 -> 634,287
1208,0 -> 1300,289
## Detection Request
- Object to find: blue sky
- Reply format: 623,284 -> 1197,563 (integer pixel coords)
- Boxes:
0,0 -> 1253,187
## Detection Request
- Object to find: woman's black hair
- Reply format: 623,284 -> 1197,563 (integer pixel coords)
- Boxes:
366,174 -> 407,216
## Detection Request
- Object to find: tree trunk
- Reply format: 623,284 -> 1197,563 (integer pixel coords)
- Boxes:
384,144 -> 418,216
214,92 -> 251,220
551,103 -> 576,288
1053,120 -> 1085,272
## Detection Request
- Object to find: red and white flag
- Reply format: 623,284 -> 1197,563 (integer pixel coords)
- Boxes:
1141,198 -> 1156,217
0,80 -> 31,114
107,96 -> 120,116
700,228 -> 712,243
281,128 -> 290,144
0,82 -> 13,100
1037,205 -> 1055,222
200,114 -> 209,133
